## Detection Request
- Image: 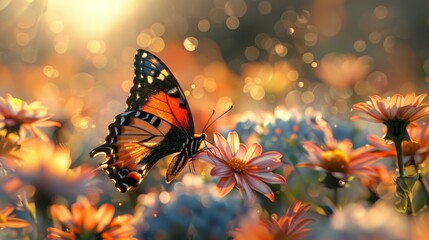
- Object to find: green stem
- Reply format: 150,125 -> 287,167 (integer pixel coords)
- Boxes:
333,188 -> 339,207
393,139 -> 405,178
393,139 -> 415,215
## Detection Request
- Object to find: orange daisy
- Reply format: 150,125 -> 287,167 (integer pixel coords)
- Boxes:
368,122 -> 429,165
0,130 -> 21,169
0,204 -> 31,229
0,94 -> 60,141
297,119 -> 378,184
48,197 -> 136,240
5,139 -> 97,198
197,131 -> 286,205
230,200 -> 314,240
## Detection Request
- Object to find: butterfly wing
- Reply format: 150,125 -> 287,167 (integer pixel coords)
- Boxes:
127,50 -> 194,135
90,49 -> 195,192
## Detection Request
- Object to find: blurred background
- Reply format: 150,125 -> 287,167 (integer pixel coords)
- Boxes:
1,1 -> 429,238
1,0 -> 429,188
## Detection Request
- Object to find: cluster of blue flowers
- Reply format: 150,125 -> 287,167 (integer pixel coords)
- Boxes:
136,177 -> 248,239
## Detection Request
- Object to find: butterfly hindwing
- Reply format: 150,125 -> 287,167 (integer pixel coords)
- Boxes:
90,49 -> 202,192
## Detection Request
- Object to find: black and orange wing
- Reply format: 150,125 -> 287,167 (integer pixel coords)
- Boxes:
90,50 -> 194,192
127,49 -> 194,136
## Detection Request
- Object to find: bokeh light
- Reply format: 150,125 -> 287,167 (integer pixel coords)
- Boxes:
1,0 -> 429,239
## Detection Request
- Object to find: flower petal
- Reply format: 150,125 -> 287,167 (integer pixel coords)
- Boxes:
247,151 -> 282,170
216,176 -> 236,197
213,132 -> 233,160
211,165 -> 233,177
227,131 -> 240,155
244,175 -> 275,202
95,204 -> 115,232
235,143 -> 248,160
243,143 -> 262,162
235,173 -> 256,205
248,172 -> 286,184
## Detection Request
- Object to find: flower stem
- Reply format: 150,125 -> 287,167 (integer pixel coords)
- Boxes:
393,139 -> 415,215
393,139 -> 405,178
333,188 -> 339,207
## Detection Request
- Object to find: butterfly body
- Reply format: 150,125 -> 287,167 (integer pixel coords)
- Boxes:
90,49 -> 205,193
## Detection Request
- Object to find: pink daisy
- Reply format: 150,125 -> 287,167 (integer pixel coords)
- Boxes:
197,131 -> 286,205
351,93 -> 429,124
0,94 -> 60,141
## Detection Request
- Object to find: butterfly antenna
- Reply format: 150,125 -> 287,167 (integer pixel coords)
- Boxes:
202,105 -> 233,132
200,140 -> 219,165
202,109 -> 216,133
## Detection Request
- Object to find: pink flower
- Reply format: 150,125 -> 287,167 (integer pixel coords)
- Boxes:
351,93 -> 429,123
230,200 -> 314,240
0,94 -> 60,141
197,131 -> 286,205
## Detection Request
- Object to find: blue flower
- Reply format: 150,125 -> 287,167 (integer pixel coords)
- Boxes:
135,174 -> 247,240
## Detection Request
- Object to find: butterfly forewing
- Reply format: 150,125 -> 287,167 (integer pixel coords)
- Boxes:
90,49 -> 203,192
127,50 -> 194,135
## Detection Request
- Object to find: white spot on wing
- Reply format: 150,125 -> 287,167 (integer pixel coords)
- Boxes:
150,116 -> 159,125
160,69 -> 169,77
147,75 -> 154,84
168,87 -> 178,95
157,74 -> 165,80
92,152 -> 107,158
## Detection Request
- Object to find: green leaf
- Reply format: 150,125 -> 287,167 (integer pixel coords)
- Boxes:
394,174 -> 418,213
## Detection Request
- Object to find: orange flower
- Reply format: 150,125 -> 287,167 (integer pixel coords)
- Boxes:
0,204 -> 31,229
197,131 -> 286,205
315,53 -> 371,88
297,119 -> 378,182
0,94 -> 60,141
0,130 -> 21,169
368,122 -> 429,165
231,200 -> 314,240
359,164 -> 396,199
48,197 -> 136,240
6,139 -> 97,198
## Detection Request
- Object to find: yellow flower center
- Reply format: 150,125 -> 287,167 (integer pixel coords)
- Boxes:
321,149 -> 350,173
0,214 -> 6,224
227,158 -> 248,174
402,139 -> 420,156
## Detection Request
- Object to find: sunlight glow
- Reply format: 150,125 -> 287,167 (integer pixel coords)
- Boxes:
47,0 -> 132,37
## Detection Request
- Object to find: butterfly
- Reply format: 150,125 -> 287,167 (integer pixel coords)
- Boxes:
90,49 -> 207,193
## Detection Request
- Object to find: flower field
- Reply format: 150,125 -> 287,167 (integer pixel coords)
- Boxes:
1,1 -> 428,239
